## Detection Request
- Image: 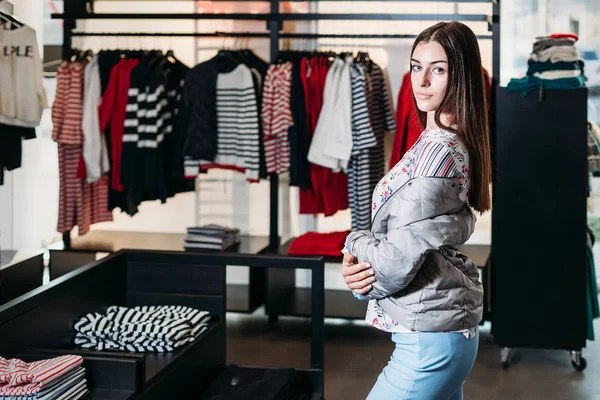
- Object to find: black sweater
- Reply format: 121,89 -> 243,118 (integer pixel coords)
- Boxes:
182,55 -> 238,161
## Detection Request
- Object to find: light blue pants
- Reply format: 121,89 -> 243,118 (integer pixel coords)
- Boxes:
366,332 -> 479,400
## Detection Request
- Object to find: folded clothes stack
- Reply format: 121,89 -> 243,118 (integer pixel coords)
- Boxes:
508,32 -> 586,95
288,230 -> 351,257
184,224 -> 241,251
0,355 -> 88,400
74,305 -> 211,352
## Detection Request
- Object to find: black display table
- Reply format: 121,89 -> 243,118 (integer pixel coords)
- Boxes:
0,250 -> 325,399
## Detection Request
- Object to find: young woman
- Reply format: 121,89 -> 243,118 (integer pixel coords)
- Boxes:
341,21 -> 491,400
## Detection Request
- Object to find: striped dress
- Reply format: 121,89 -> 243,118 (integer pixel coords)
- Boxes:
348,63 -> 377,230
261,62 -> 294,174
348,62 -> 396,230
52,61 -> 112,235
365,128 -> 473,334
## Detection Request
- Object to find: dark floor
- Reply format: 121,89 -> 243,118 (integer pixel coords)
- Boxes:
226,311 -> 600,400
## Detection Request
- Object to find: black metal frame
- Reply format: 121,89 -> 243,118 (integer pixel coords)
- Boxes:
70,31 -> 494,40
0,249 -> 326,398
55,0 -> 500,254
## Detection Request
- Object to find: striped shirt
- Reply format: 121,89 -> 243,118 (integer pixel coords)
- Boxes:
262,63 -> 294,174
348,63 -> 377,230
1,368 -> 87,400
197,64 -> 261,182
121,61 -> 168,196
74,305 -> 211,353
0,355 -> 83,396
51,61 -> 85,145
365,128 -> 473,334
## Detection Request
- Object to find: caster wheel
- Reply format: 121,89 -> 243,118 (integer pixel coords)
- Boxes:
500,347 -> 511,370
572,357 -> 587,372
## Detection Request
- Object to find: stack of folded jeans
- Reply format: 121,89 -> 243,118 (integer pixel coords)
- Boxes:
74,305 -> 211,352
184,224 -> 240,251
508,32 -> 586,95
0,355 -> 88,400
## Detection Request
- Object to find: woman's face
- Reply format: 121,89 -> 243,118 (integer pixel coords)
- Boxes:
410,40 -> 449,113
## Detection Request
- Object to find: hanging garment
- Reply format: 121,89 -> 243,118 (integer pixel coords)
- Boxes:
120,58 -> 170,211
57,144 -> 89,234
361,61 -> 396,222
82,56 -> 110,183
99,58 -> 139,194
588,123 -> 600,173
300,56 -> 349,216
288,59 -> 310,189
74,305 -> 211,352
0,24 -> 48,128
197,64 -> 261,182
183,55 -> 238,162
54,61 -> 112,234
308,57 -> 353,172
348,63 -> 377,230
0,124 -> 21,186
163,60 -> 193,196
262,62 -> 294,174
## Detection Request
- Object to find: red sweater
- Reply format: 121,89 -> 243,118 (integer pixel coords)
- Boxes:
288,230 -> 350,257
98,59 -> 139,192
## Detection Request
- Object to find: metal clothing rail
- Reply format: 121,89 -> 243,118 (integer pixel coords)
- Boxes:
70,31 -> 494,40
57,0 -> 500,253
53,12 -> 491,22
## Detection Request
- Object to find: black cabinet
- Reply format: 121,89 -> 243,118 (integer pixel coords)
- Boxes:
492,88 -> 588,352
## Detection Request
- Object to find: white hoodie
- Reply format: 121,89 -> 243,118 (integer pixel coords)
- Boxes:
0,24 -> 48,128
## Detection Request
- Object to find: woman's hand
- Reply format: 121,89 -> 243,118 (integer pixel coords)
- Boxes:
341,253 -> 376,295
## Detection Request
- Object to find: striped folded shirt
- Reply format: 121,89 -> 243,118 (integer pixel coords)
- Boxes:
74,305 -> 211,353
1,368 -> 87,400
0,355 -> 83,397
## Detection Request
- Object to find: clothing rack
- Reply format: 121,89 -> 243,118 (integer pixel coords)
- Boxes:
54,0 -> 500,253
53,0 -> 500,323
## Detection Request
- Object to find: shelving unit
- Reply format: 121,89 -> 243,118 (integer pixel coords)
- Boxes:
48,233 -> 270,314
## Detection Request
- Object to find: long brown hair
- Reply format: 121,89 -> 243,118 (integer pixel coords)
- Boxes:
411,22 -> 492,213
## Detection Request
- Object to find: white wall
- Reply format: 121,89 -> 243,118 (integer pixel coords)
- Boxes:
0,2 -> 56,251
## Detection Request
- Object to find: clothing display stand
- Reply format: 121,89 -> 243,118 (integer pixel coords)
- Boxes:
0,250 -> 326,399
492,87 -> 589,371
51,0 -> 501,324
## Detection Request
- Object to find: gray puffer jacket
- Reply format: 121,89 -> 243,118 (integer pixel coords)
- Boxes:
346,176 -> 483,332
